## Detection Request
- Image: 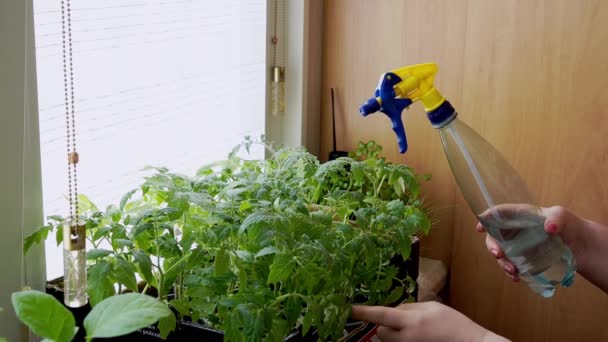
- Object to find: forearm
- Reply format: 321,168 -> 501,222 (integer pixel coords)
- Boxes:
576,218 -> 608,294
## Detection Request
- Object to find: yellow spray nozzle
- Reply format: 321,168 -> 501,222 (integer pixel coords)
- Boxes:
390,63 -> 444,112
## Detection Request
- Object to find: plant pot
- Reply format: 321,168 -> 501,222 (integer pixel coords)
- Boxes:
46,240 -> 419,341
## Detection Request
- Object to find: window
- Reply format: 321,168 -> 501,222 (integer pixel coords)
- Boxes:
33,0 -> 267,279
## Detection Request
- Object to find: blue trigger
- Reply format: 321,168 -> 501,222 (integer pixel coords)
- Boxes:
377,73 -> 413,153
359,72 -> 413,153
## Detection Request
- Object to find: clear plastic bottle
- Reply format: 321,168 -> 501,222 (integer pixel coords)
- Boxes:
63,221 -> 88,307
271,66 -> 285,116
438,116 -> 576,297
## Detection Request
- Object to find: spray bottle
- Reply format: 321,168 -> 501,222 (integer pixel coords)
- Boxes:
360,63 -> 575,297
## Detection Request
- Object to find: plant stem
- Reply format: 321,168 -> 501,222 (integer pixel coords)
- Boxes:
155,228 -> 164,300
375,253 -> 382,286
271,293 -> 309,307
376,175 -> 387,197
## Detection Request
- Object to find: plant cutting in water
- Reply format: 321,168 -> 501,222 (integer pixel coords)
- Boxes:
23,138 -> 432,341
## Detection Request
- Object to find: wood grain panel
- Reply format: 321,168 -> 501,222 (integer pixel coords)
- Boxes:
321,0 -> 468,264
321,0 -> 608,340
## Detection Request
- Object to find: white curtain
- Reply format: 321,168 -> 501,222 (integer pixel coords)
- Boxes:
33,0 -> 267,279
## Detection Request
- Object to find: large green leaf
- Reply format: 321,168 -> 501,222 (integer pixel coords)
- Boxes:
162,257 -> 187,296
133,249 -> 157,288
254,246 -> 279,258
86,248 -> 112,260
214,248 -> 230,276
84,293 -> 171,341
158,312 -> 177,339
113,257 -> 139,292
88,261 -> 115,306
267,253 -> 293,284
11,290 -> 77,342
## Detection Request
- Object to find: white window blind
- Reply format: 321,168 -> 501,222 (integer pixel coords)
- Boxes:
33,0 -> 267,280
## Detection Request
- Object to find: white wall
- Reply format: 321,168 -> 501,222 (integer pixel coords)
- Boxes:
0,0 -> 46,340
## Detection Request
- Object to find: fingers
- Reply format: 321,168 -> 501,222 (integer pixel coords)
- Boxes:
475,222 -> 486,233
351,306 -> 405,329
485,234 -> 503,258
485,234 -> 519,281
497,258 -> 519,282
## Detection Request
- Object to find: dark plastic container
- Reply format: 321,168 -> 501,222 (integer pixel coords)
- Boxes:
47,241 -> 419,341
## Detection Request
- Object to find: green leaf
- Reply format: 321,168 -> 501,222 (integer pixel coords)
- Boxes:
162,257 -> 187,296
92,226 -> 111,242
78,194 -> 99,213
254,246 -> 279,258
107,205 -> 122,222
55,224 -> 63,247
214,249 -> 230,276
267,254 -> 293,284
169,299 -> 190,316
239,212 -> 279,235
23,225 -> 52,255
88,261 -> 116,306
405,275 -> 417,294
133,250 -> 157,288
239,200 -> 252,212
114,239 -> 134,249
47,215 -> 64,223
386,286 -> 404,304
87,249 -> 112,260
299,263 -> 323,293
84,293 -> 171,340
284,296 -> 302,327
120,189 -> 137,212
269,318 -> 290,342
235,250 -> 253,262
158,312 -> 177,339
11,290 -> 77,342
0,337 -> 7,342
302,303 -> 319,336
393,178 -> 404,197
186,247 -> 207,270
113,257 -> 139,292
158,234 -> 182,258
223,310 -> 243,342
238,265 -> 249,289
400,236 -> 412,260
190,301 -> 216,316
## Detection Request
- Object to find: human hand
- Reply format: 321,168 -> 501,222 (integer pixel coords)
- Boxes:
476,205 -> 593,284
351,301 -> 509,342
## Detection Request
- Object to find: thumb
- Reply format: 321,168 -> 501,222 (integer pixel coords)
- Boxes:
541,206 -> 580,246
351,305 -> 405,329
